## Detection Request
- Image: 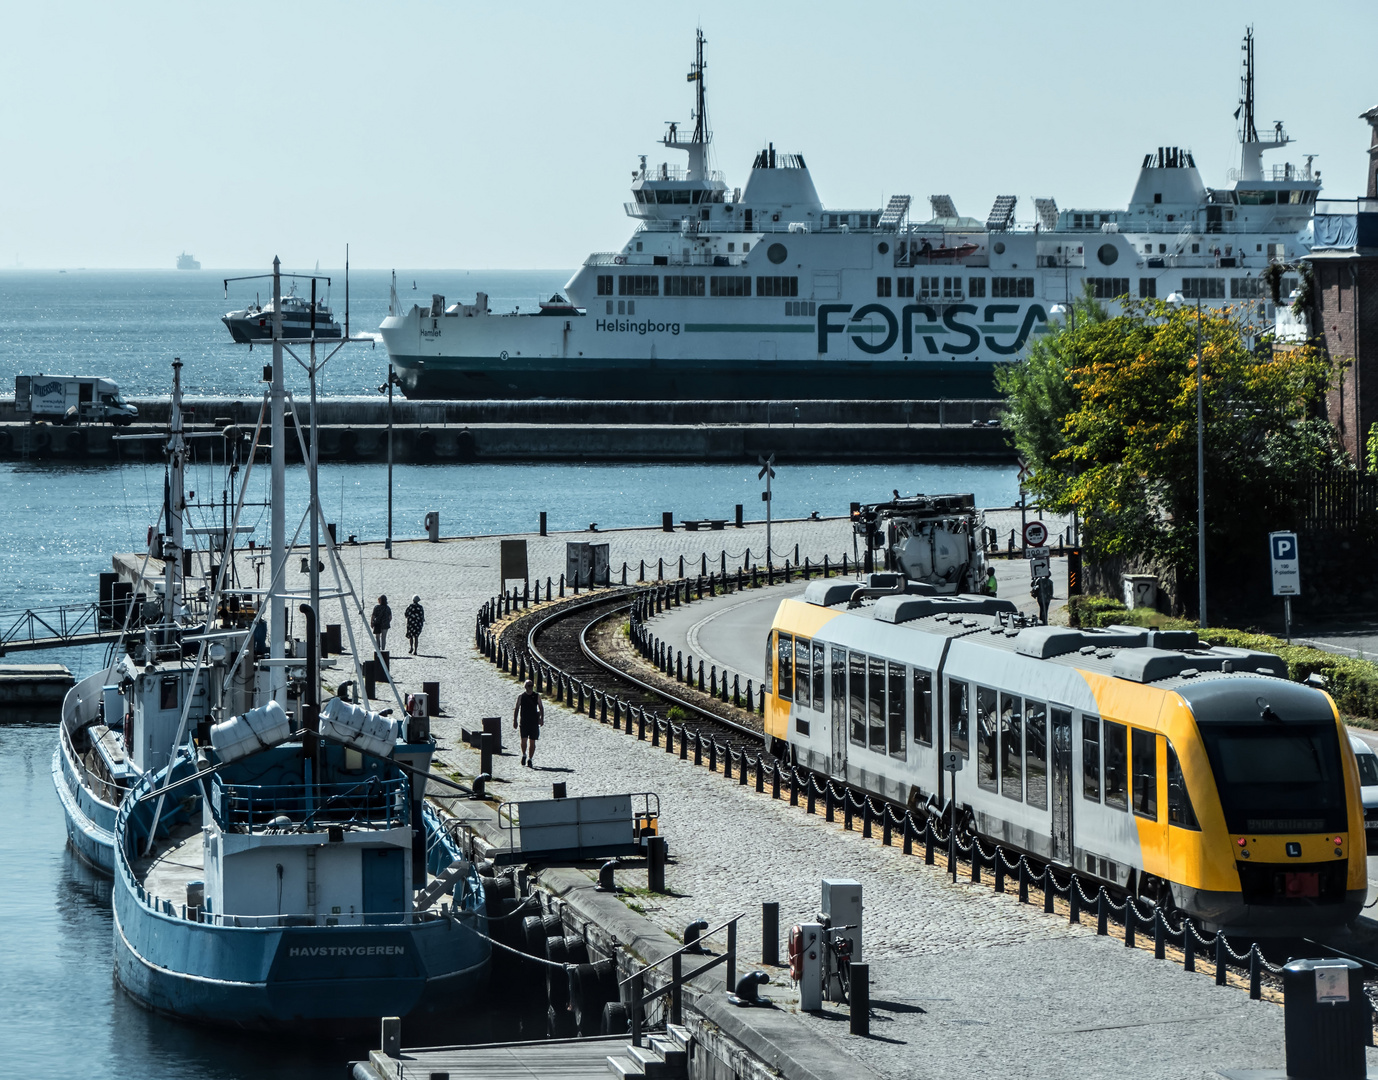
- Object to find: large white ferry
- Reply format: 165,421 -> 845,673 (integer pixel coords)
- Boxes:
382,29 -> 1318,400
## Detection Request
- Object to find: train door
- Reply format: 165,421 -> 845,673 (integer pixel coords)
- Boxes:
1049,707 -> 1074,863
830,646 -> 847,778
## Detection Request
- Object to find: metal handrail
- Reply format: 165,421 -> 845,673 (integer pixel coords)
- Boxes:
620,912 -> 743,1046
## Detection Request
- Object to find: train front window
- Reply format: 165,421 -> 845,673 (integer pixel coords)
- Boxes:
1166,740 -> 1199,830
1198,721 -> 1346,833
777,634 -> 793,703
1131,727 -> 1157,821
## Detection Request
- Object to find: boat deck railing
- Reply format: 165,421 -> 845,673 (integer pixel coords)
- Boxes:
209,774 -> 410,834
142,900 -> 459,929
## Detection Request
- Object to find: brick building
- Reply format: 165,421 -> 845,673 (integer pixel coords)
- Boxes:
1307,106 -> 1378,468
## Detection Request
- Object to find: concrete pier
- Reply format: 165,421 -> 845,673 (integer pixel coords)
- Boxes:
0,663 -> 74,721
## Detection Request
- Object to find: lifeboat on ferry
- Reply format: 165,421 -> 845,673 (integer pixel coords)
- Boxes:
911,241 -> 980,262
537,293 -> 580,316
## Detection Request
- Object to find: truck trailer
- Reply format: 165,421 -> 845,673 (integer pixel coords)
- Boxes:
14,375 -> 138,426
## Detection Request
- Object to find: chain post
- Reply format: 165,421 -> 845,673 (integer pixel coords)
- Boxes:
1183,921 -> 1195,972
1248,946 -> 1262,1000
1124,903 -> 1135,948
1043,874 -> 1054,914
1215,936 -> 1227,985
1096,889 -> 1108,936
924,820 -> 934,864
1068,876 -> 1079,923
1153,908 -> 1165,960
994,849 -> 1005,893
1017,859 -> 1028,903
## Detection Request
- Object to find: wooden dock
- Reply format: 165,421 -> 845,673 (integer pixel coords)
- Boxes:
356,1034 -> 632,1080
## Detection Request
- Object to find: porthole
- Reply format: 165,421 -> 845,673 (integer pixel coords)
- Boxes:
767,243 -> 788,264
878,242 -> 889,255
1098,243 -> 1119,266
993,241 -> 1006,255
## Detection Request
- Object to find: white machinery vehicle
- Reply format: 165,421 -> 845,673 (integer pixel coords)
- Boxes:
15,374 -> 138,426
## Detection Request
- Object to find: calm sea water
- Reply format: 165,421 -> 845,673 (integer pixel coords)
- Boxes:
0,272 -> 1018,1079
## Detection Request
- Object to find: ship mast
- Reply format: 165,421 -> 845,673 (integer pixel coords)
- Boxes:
664,29 -> 711,181
1235,26 -> 1289,183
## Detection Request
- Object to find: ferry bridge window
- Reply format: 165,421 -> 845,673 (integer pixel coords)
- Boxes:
849,651 -> 867,746
831,647 -> 846,735
943,277 -> 963,299
160,675 -> 179,711
742,243 -> 750,252
1000,692 -> 1023,801
876,277 -> 892,298
794,635 -> 811,709
913,669 -> 933,747
968,277 -> 986,298
919,276 -> 940,299
1103,721 -> 1128,811
1086,278 -> 1130,299
1131,727 -> 1158,821
991,277 -> 1034,299
710,276 -> 750,297
1182,278 -> 1226,299
897,277 -> 915,298
868,655 -> 886,753
1192,243 -> 1201,254
618,275 -> 659,297
976,686 -> 998,791
812,641 -> 825,713
1166,740 -> 1199,830
727,243 -> 735,252
1082,716 -> 1101,801
756,276 -> 799,298
1025,700 -> 1047,810
888,661 -> 906,760
664,275 -> 705,297
776,633 -> 793,703
597,275 -> 614,296
1236,190 -> 1276,205
948,679 -> 969,758
1139,278 -> 1156,299
1230,278 -> 1267,299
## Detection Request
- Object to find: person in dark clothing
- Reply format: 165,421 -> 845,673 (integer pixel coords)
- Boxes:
513,679 -> 544,767
404,594 -> 425,654
1033,574 -> 1054,624
371,595 -> 392,652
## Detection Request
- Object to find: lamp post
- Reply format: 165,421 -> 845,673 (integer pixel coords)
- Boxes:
378,365 -> 398,558
1166,291 -> 1207,628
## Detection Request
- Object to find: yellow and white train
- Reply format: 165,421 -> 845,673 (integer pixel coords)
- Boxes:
764,581 -> 1366,934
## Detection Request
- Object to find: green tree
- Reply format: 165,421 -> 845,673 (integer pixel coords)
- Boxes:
997,297 -> 1342,607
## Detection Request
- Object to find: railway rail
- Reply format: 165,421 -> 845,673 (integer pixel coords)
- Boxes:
472,573 -> 1378,1016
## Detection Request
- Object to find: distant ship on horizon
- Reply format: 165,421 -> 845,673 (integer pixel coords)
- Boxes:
176,252 -> 200,270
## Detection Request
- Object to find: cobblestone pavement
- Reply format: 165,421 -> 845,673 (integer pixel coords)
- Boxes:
287,518 -> 1346,1078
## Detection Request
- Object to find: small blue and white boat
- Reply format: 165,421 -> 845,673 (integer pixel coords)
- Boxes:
112,696 -> 489,1028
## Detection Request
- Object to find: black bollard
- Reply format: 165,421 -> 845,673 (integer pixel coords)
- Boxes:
1215,936 -> 1227,985
771,765 -> 780,800
1043,877 -> 1054,913
755,757 -> 764,793
861,799 -> 871,837
970,847 -> 981,884
479,732 -> 493,780
647,836 -> 667,893
789,771 -> 798,806
762,902 -> 780,966
807,782 -> 816,816
924,822 -> 934,864
1124,904 -> 1135,949
1097,890 -> 1108,936
849,963 -> 869,1036
1248,946 -> 1261,1000
844,794 -> 853,831
1183,922 -> 1195,972
1154,909 -> 1165,960
723,748 -> 733,780
994,850 -> 1005,893
1018,860 -> 1028,903
694,735 -> 702,766
1068,877 -> 1079,923
708,740 -> 717,772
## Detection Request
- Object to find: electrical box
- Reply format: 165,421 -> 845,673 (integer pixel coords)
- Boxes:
822,878 -> 862,1002
791,922 -> 824,1011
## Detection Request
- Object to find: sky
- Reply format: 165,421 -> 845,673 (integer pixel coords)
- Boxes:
2,0 -> 1375,270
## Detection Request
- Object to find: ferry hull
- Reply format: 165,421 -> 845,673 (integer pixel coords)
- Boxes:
389,353 -> 998,401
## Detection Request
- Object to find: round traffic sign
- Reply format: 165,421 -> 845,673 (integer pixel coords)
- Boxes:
1023,520 -> 1048,547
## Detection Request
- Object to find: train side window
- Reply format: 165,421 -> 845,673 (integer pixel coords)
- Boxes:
1000,692 -> 1022,801
812,641 -> 825,713
868,656 -> 886,752
831,647 -> 847,734
849,651 -> 867,746
887,661 -> 906,759
1166,740 -> 1200,830
1103,721 -> 1128,811
794,635 -> 811,709
777,634 -> 793,703
1025,700 -> 1047,810
1131,728 -> 1158,821
765,633 -> 774,698
948,680 -> 969,758
913,669 -> 933,746
1082,716 -> 1101,801
976,685 -> 998,791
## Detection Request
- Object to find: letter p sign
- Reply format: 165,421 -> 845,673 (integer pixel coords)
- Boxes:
1271,535 -> 1295,561
1269,531 -> 1300,596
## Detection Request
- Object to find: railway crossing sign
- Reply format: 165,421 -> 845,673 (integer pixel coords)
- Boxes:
758,454 -> 776,564
1016,456 -> 1031,484
1269,531 -> 1300,596
757,453 -> 776,481
1023,520 -> 1048,548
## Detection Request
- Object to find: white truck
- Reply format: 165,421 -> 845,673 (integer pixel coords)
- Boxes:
14,375 -> 139,426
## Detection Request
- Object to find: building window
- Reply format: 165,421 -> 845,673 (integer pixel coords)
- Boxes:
1132,727 -> 1157,821
1139,278 -> 1156,299
991,276 -> 1034,298
976,686 -> 998,791
897,276 -> 914,298
776,634 -> 793,703
1000,692 -> 1022,801
849,651 -> 866,746
913,669 -> 933,746
597,275 -> 614,296
1085,277 -> 1130,299
868,655 -> 886,752
618,275 -> 659,296
968,277 -> 986,298
1166,740 -> 1200,829
794,635 -> 811,709
1082,716 -> 1101,801
948,679 -> 969,758
663,275 -> 705,297
756,276 -> 799,298
887,661 -> 906,760
1181,277 -> 1226,299
710,276 -> 751,297
876,277 -> 892,298
1025,700 -> 1047,809
1103,721 -> 1128,811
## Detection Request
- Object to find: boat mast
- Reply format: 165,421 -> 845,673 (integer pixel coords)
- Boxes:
164,358 -> 186,630
666,29 -> 710,181
270,257 -> 286,701
1239,26 -> 1257,145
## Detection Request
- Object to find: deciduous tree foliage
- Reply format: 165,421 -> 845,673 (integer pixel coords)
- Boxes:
997,295 -> 1342,594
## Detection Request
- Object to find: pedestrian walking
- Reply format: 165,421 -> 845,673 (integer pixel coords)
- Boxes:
371,595 -> 392,653
984,567 -> 998,596
1033,573 -> 1054,624
513,679 -> 544,768
404,594 -> 425,654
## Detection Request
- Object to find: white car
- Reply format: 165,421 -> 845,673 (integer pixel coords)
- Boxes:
1348,733 -> 1378,853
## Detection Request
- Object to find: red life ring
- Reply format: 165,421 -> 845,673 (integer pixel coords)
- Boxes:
788,924 -> 804,982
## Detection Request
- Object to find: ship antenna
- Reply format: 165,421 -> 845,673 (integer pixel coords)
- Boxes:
692,27 -> 707,149
1238,25 -> 1258,144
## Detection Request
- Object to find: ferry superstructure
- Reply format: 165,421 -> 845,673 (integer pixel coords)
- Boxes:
381,29 -> 1318,400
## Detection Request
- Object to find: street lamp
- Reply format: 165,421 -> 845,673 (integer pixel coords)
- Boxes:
1166,290 -> 1207,629
377,367 -> 399,558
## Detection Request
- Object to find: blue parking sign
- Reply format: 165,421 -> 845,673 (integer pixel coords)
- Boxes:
1269,531 -> 1300,596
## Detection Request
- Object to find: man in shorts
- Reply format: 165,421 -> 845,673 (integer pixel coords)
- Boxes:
513,679 -> 544,768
